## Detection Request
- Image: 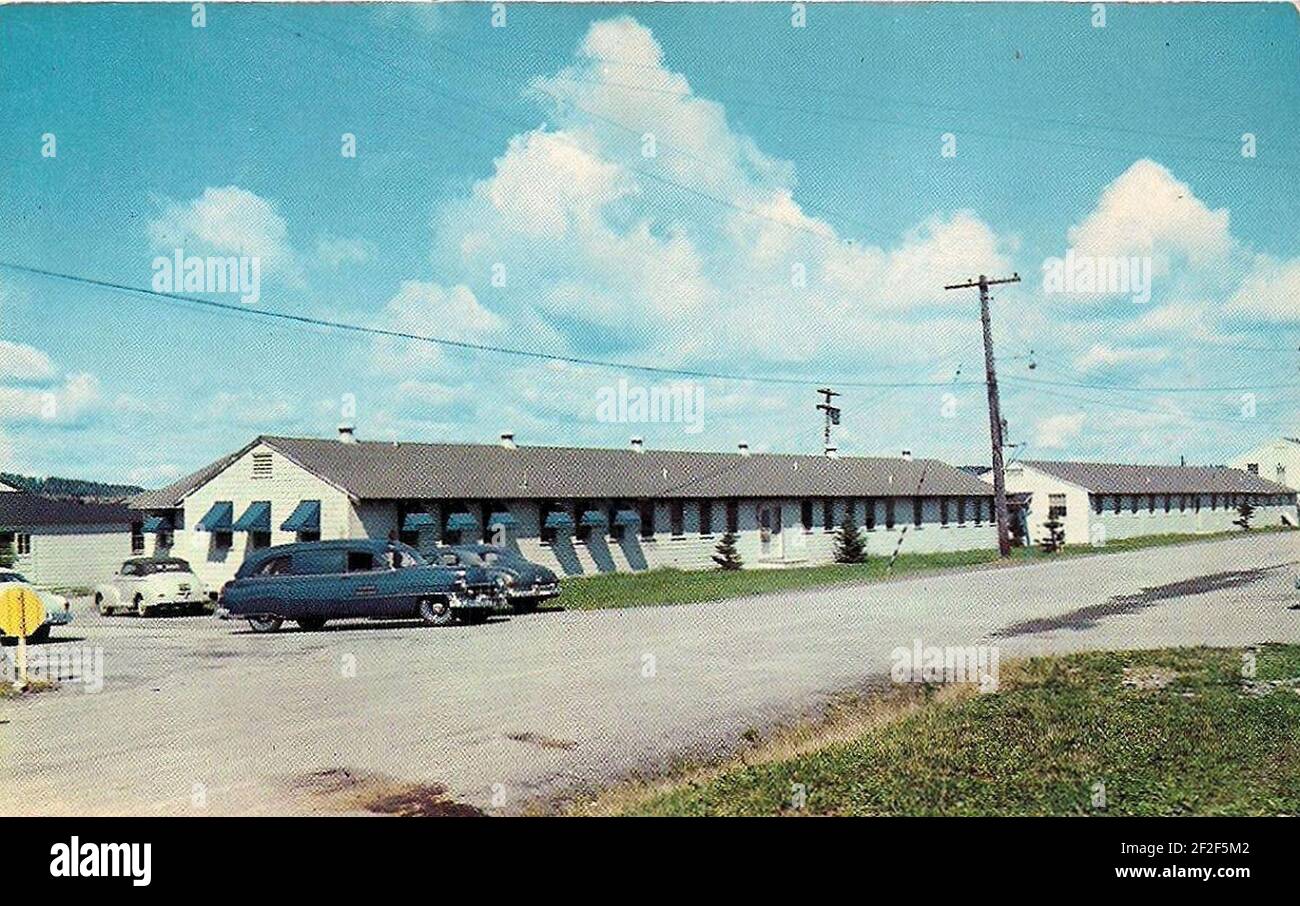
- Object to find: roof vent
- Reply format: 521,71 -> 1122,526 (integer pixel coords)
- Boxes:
738,441 -> 750,457
500,432 -> 517,450
901,450 -> 912,461
825,446 -> 839,459
338,424 -> 357,444
631,436 -> 644,453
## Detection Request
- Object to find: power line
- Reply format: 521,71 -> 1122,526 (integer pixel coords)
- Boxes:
0,260 -> 984,391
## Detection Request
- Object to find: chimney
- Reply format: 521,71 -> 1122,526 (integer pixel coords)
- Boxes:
901,449 -> 912,461
737,441 -> 750,457
338,423 -> 357,444
824,446 -> 839,459
500,432 -> 517,450
631,436 -> 644,453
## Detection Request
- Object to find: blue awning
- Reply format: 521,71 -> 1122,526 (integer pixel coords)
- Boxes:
446,512 -> 478,532
195,501 -> 233,532
141,515 -> 170,533
487,511 -> 518,528
280,500 -> 321,533
579,510 -> 608,527
231,501 -> 271,532
544,510 -> 575,529
402,511 -> 436,531
613,510 -> 641,526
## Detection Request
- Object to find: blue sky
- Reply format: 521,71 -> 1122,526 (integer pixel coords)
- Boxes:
1,2 -> 1297,486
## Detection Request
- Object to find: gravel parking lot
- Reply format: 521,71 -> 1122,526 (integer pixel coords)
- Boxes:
2,532 -> 1297,816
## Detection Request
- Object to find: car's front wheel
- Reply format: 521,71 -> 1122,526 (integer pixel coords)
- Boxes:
247,616 -> 283,633
418,596 -> 456,627
27,623 -> 50,644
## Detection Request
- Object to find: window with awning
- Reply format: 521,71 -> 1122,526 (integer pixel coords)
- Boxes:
280,500 -> 321,533
232,501 -> 271,532
196,501 -> 233,532
446,512 -> 478,532
141,515 -> 171,533
487,511 -> 518,528
402,511 -> 436,531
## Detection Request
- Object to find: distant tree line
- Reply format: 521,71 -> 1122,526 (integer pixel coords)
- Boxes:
0,472 -> 144,501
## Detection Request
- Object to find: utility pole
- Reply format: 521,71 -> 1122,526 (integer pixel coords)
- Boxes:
944,273 -> 1021,557
816,387 -> 841,451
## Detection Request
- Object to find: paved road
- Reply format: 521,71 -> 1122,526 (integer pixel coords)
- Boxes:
2,533 -> 1297,816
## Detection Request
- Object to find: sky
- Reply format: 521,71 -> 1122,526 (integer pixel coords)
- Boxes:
0,2 -> 1298,487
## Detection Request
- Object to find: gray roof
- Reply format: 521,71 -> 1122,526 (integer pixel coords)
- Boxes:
0,492 -> 134,528
135,435 -> 994,505
1019,460 -> 1294,495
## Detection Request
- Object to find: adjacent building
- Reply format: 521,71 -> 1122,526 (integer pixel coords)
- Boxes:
130,431 -> 999,587
0,492 -> 137,587
988,459 -> 1297,546
1231,438 -> 1300,493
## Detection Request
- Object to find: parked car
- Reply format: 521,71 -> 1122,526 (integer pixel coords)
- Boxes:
94,557 -> 211,617
436,544 -> 560,613
216,539 -> 508,632
0,570 -> 72,644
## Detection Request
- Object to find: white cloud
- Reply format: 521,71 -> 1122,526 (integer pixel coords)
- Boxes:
1067,159 -> 1232,267
1033,412 -> 1085,449
0,372 -> 102,425
1073,343 -> 1170,372
315,235 -> 376,269
148,185 -> 298,276
0,340 -> 55,382
1225,255 -> 1300,323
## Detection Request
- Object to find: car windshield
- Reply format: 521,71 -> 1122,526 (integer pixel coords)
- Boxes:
138,560 -> 192,575
387,545 -> 427,569
0,572 -> 27,584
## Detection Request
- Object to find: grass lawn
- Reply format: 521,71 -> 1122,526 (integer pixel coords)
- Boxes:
609,645 -> 1300,816
558,525 -> 1296,611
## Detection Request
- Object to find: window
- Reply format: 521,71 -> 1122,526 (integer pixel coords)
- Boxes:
1246,463 -> 1259,475
254,555 -> 293,577
699,500 -> 713,536
214,531 -> 233,549
1112,495 -> 1121,514
725,500 -> 739,534
16,533 -> 31,556
540,501 -> 564,545
823,499 -> 835,533
957,497 -> 967,524
250,531 -> 271,550
1179,495 -> 1188,512
346,550 -> 376,572
885,499 -> 896,529
974,497 -> 984,525
131,525 -> 145,555
1148,494 -> 1156,513
913,497 -> 923,528
1092,495 -> 1103,515
1048,494 -> 1067,519
1194,494 -> 1202,513
298,530 -> 321,543
865,498 -> 876,531
251,452 -> 273,479
639,501 -> 655,540
801,500 -> 813,532
670,501 -> 684,537
1129,496 -> 1139,514
940,498 -> 950,526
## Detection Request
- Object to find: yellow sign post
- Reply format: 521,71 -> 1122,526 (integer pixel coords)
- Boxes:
0,585 -> 45,689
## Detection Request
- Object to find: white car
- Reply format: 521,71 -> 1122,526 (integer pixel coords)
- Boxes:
0,569 -> 72,643
95,557 -> 211,617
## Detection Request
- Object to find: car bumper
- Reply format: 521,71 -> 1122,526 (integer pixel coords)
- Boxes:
44,610 -> 74,627
456,589 -> 510,611
506,583 -> 560,600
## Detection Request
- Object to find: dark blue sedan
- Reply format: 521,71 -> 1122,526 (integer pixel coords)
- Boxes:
436,544 -> 560,613
217,539 -> 507,632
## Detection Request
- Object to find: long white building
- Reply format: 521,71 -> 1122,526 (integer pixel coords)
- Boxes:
0,493 -> 137,587
130,430 -> 999,587
988,459 -> 1297,546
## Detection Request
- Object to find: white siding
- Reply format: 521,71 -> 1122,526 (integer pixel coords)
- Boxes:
12,525 -> 134,588
172,442 -> 354,588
